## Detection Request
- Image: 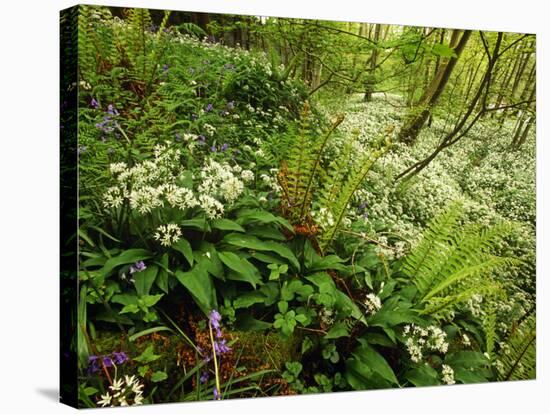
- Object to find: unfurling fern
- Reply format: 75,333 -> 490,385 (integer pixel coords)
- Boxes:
402,202 -> 520,319
278,102 -> 344,224
497,313 -> 536,381
278,104 -> 390,254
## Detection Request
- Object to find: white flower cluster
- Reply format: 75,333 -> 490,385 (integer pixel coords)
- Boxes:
312,207 -> 335,229
97,375 -> 144,407
154,223 -> 182,247
260,169 -> 282,194
403,324 -> 449,363
364,293 -> 382,315
198,159 -> 247,212
441,364 -> 455,385
103,142 -> 250,222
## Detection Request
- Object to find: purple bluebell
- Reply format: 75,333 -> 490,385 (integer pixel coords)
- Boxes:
214,339 -> 231,356
90,98 -> 99,109
102,356 -> 114,368
162,64 -> 169,72
205,103 -> 214,112
112,352 -> 128,365
107,104 -> 119,116
213,388 -> 220,400
220,143 -> 229,152
129,261 -> 146,274
196,135 -> 206,145
175,132 -> 183,142
209,310 -> 222,330
210,145 -> 217,153
200,371 -> 209,384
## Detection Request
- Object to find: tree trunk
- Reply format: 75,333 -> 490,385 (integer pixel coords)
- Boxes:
364,23 -> 382,102
398,29 -> 472,144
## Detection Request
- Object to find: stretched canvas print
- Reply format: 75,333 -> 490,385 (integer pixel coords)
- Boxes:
60,4 -> 537,408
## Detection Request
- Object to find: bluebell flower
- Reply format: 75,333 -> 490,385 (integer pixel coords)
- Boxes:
205,103 -> 214,112
209,310 -> 222,330
220,143 -> 229,152
213,388 -> 220,400
129,261 -> 146,274
200,371 -> 209,384
107,104 -> 119,116
196,135 -> 206,145
175,132 -> 182,142
210,145 -> 217,153
162,64 -> 169,72
90,98 -> 99,109
112,352 -> 128,365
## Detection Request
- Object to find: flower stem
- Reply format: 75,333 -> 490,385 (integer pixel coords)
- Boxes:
208,321 -> 221,399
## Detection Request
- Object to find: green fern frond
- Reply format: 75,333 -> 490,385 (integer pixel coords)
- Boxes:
402,204 -> 520,319
318,141 -> 389,253
281,103 -> 343,224
498,313 -> 536,381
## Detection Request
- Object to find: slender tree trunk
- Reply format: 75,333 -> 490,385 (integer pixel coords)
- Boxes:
398,29 -> 472,144
364,23 -> 382,101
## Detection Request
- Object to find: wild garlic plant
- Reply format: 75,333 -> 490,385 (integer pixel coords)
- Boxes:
102,141 -> 254,245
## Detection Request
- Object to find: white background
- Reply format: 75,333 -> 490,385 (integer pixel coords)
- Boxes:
0,0 -> 547,412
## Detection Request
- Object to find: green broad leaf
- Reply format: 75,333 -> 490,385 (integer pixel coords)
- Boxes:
368,307 -> 418,328
223,233 -> 265,250
445,351 -> 489,369
175,265 -> 216,315
262,241 -> 300,270
155,255 -> 170,294
454,367 -> 489,384
378,279 -> 397,301
235,209 -> 294,232
100,249 -> 152,279
111,293 -> 138,306
194,249 -> 224,280
335,290 -> 367,325
362,332 -> 396,347
281,280 -> 314,301
140,294 -> 164,307
278,300 -> 289,313
134,345 -> 161,363
173,238 -> 194,266
325,322 -> 349,339
308,255 -> 347,272
353,342 -> 399,385
181,217 -> 211,232
151,371 -> 168,383
233,291 -> 266,309
223,233 -> 300,269
134,265 -> 158,297
405,364 -> 440,387
303,240 -> 320,270
138,365 -> 149,377
211,218 -> 245,233
218,251 -> 262,288
247,226 -> 286,241
249,251 -> 287,265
